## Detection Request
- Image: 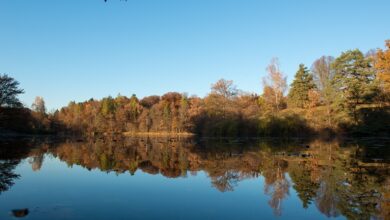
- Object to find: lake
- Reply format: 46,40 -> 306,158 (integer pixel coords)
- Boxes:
0,137 -> 389,219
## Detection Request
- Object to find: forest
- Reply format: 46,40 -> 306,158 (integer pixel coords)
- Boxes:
1,40 -> 390,137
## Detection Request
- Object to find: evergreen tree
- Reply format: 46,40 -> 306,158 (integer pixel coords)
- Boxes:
331,49 -> 375,123
288,64 -> 316,108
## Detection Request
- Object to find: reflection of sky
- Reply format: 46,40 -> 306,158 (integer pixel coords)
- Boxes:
0,155 -> 343,220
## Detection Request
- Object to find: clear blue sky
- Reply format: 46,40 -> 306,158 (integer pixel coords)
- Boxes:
1,0 -> 389,111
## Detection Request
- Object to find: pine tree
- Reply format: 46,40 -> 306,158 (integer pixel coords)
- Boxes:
288,64 -> 316,108
332,49 -> 375,123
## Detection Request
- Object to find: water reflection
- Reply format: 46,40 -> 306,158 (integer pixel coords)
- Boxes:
0,137 -> 389,219
0,141 -> 30,195
0,160 -> 20,195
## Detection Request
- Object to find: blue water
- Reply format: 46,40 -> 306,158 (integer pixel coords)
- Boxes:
0,138 -> 388,219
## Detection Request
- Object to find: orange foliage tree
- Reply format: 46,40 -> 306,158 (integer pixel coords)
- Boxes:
375,40 -> 390,101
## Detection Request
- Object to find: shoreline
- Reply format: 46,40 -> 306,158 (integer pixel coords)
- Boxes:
1,131 -> 389,141
122,131 -> 196,137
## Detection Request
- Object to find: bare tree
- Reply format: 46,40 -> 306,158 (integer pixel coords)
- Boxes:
311,56 -> 334,126
311,56 -> 334,91
31,96 -> 46,114
210,79 -> 238,99
207,79 -> 238,118
263,58 -> 287,112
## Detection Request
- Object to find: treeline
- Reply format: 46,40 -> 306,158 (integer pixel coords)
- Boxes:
1,40 -> 390,137
54,81 -> 315,137
54,40 -> 390,136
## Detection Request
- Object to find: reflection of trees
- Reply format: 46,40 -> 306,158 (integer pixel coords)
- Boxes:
29,154 -> 44,171
211,170 -> 240,192
261,159 -> 289,216
303,140 -> 389,219
257,139 -> 389,218
315,166 -> 340,217
50,138 -> 195,177
11,137 -> 388,219
0,160 -> 20,194
299,141 -> 342,217
0,140 -> 38,195
380,178 -> 390,218
335,166 -> 386,219
289,162 -> 319,209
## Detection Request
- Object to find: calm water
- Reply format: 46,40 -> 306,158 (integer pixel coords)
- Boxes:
0,137 -> 389,220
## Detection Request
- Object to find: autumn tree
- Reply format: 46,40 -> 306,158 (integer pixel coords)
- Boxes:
210,78 -> 238,99
237,93 -> 260,120
112,95 -> 129,132
306,89 -> 320,116
101,96 -> 116,117
262,58 -> 287,112
259,86 -> 277,114
128,94 -> 140,121
375,40 -> 390,102
29,96 -> 52,132
203,79 -> 242,136
178,93 -> 189,132
0,74 -> 24,108
160,92 -> 182,132
140,95 -> 160,109
206,79 -> 238,118
332,49 -> 375,123
288,64 -> 317,108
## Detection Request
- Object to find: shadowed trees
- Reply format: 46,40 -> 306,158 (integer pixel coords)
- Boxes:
0,74 -> 24,108
0,75 -> 59,134
0,140 -> 36,194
